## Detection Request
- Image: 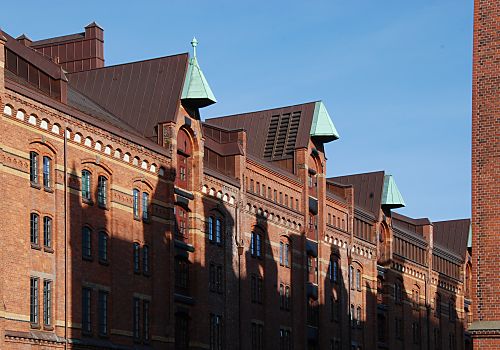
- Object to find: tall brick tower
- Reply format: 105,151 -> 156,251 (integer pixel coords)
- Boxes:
470,0 -> 500,347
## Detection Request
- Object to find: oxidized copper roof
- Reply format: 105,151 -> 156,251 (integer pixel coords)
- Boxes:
67,53 -> 189,139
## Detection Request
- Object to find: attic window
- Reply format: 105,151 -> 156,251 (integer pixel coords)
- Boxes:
263,111 -> 301,160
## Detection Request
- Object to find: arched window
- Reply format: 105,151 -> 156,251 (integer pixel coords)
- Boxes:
435,293 -> 442,318
285,286 -> 291,311
279,284 -> 284,309
356,269 -> 362,291
81,170 -> 91,201
98,231 -> 108,263
251,230 -> 263,258
279,238 -> 291,267
133,188 -> 140,218
133,242 -> 140,273
82,227 -> 92,259
449,298 -> 456,322
142,192 -> 149,220
42,156 -> 51,189
395,280 -> 403,303
43,216 -> 52,249
356,306 -> 362,326
30,151 -> 39,184
30,212 -> 39,246
207,217 -> 214,241
175,206 -> 189,241
176,128 -> 192,190
97,176 -> 108,207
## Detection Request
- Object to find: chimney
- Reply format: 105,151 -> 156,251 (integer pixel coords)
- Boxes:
16,34 -> 32,47
30,22 -> 104,73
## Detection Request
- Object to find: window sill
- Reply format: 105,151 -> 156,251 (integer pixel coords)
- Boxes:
43,325 -> 54,331
134,270 -> 141,275
30,323 -> 41,329
44,186 -> 54,193
143,271 -> 151,277
82,255 -> 93,262
31,244 -> 41,250
44,247 -> 54,254
98,333 -> 109,339
98,203 -> 109,210
98,259 -> 109,266
82,331 -> 93,337
142,217 -> 151,224
30,182 -> 41,189
82,198 -> 94,206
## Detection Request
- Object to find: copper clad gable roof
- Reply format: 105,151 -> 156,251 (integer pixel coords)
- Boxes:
205,102 -> 317,159
67,53 -> 189,138
329,171 -> 385,216
433,219 -> 471,259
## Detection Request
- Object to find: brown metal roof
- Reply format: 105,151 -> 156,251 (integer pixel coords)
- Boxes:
392,212 -> 432,226
329,171 -> 385,216
433,219 -> 470,259
67,53 -> 188,139
202,123 -> 244,157
31,32 -> 85,47
205,102 -> 317,159
2,30 -> 66,80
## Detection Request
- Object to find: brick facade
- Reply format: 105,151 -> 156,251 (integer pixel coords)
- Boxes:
0,24 -> 471,350
470,0 -> 500,347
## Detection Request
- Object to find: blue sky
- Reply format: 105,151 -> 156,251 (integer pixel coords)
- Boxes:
0,0 -> 473,221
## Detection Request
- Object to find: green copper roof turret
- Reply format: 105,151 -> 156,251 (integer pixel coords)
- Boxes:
310,101 -> 340,142
382,175 -> 405,208
181,37 -> 217,108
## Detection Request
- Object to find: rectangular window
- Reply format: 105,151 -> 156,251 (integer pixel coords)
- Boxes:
279,329 -> 292,350
30,151 -> 39,184
81,170 -> 91,200
143,245 -> 149,274
42,156 -> 51,188
210,314 -> 223,350
284,243 -> 289,267
216,265 -> 223,293
133,297 -> 140,340
98,231 -> 108,262
30,277 -> 39,325
82,227 -> 92,259
143,300 -> 150,341
97,176 -> 107,207
142,192 -> 149,220
82,287 -> 91,333
43,280 -> 52,326
251,322 -> 264,350
356,269 -> 361,291
98,291 -> 108,336
30,213 -> 39,246
133,188 -> 139,218
43,216 -> 52,248
175,258 -> 189,292
256,233 -> 262,257
175,313 -> 189,350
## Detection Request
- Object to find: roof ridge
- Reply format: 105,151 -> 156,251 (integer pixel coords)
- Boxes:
328,170 -> 386,179
206,100 -> 320,121
67,52 -> 189,75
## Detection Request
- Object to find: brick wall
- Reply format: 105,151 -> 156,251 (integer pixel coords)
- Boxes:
471,0 -> 500,346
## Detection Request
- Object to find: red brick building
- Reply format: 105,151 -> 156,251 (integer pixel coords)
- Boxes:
470,0 -> 500,348
0,23 -> 471,350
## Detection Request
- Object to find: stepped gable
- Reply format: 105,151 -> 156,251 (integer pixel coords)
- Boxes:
433,219 -> 471,259
67,53 -> 189,139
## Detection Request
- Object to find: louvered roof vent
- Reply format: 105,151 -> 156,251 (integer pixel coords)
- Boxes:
263,111 -> 301,160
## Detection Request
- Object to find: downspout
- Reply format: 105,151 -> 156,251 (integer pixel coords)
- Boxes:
63,125 -> 68,349
236,201 -> 241,350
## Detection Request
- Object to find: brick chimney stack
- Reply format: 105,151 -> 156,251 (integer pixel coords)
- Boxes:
30,22 -> 104,73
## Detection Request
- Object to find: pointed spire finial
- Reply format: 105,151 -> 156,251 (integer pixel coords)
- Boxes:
191,37 -> 198,58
